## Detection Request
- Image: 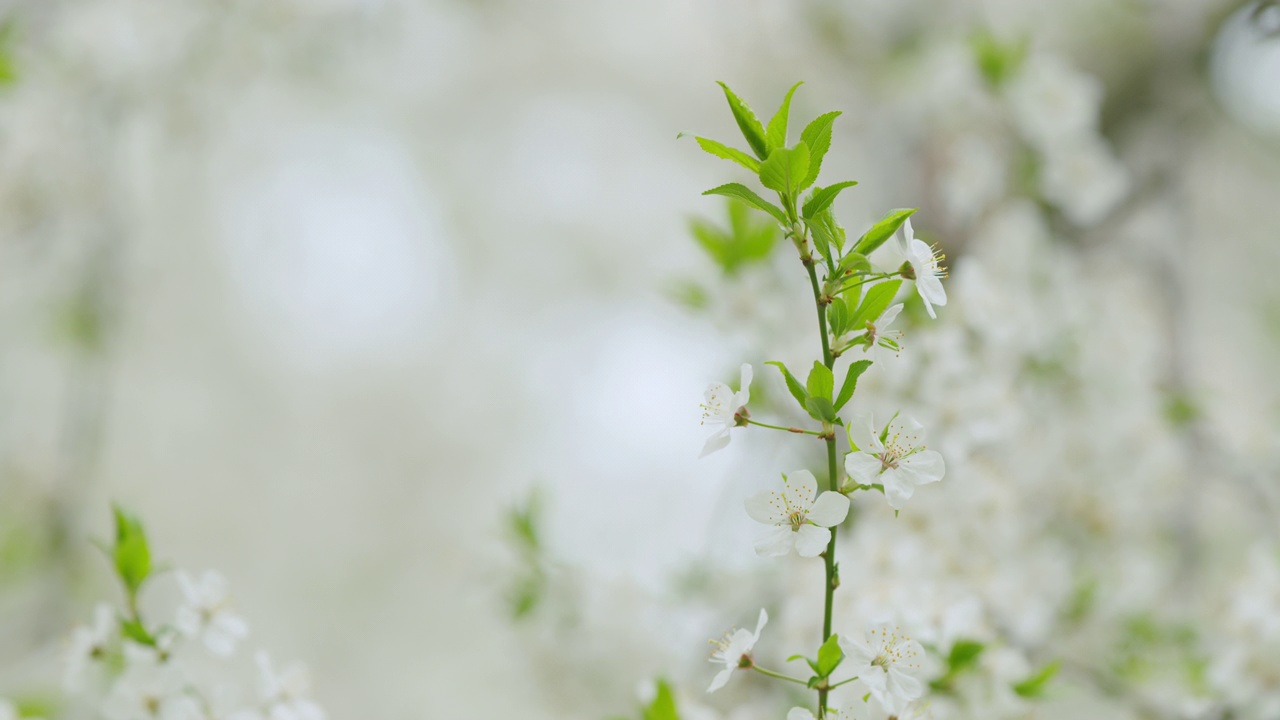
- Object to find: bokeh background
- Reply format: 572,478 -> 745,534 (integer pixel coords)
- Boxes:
1,1 -> 1279,719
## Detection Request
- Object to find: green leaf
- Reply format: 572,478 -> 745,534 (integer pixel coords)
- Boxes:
716,81 -> 769,160
799,111 -> 840,189
834,360 -> 873,411
837,251 -> 870,277
786,654 -> 810,663
643,679 -> 680,720
1012,660 -> 1060,698
972,31 -> 1028,88
111,505 -> 151,596
805,361 -> 834,401
758,143 -> 811,197
852,208 -> 917,256
766,361 -> 809,411
802,181 -> 858,219
765,81 -> 804,151
827,300 -> 849,338
689,201 -> 779,275
947,640 -> 986,674
693,136 -> 761,173
120,617 -> 156,647
805,396 -> 836,423
703,183 -> 788,227
810,207 -> 847,255
850,279 -> 902,329
816,633 -> 844,677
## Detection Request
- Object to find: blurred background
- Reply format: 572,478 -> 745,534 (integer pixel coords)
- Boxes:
1,0 -> 1279,719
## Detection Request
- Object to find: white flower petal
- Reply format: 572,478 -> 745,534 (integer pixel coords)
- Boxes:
878,303 -> 903,328
784,470 -> 817,511
882,469 -> 915,509
753,525 -> 796,557
839,636 -> 878,668
752,608 -> 769,642
899,450 -> 945,486
917,274 -> 947,308
807,491 -> 850,527
887,666 -> 925,702
699,428 -> 732,458
736,363 -> 753,406
787,709 -> 817,720
745,490 -> 788,525
794,525 -> 832,557
844,451 -> 883,485
707,668 -> 733,693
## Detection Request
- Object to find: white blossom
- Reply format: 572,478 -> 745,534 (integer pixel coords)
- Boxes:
707,609 -> 767,693
840,625 -> 927,716
699,363 -> 752,458
64,603 -> 116,692
101,643 -> 203,720
251,652 -> 326,720
1039,135 -> 1130,227
1005,54 -> 1103,149
745,470 -> 850,558
897,219 -> 947,319
854,303 -> 904,358
176,570 -> 249,657
845,416 -> 945,509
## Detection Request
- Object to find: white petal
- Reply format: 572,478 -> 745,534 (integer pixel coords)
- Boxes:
807,492 -> 850,527
882,469 -> 915,509
176,571 -> 198,603
175,606 -> 202,637
787,709 -> 817,720
917,287 -> 937,319
699,428 -> 732,458
887,666 -> 925,701
794,525 -> 831,557
844,451 -> 883,484
878,303 -> 903,328
752,608 -> 769,642
198,571 -> 229,604
901,217 -> 915,244
745,490 -> 787,525
753,525 -> 796,557
839,636 -> 877,668
725,628 -> 756,659
899,450 -> 945,486
783,470 -> 818,511
917,273 -> 948,308
737,363 -> 753,406
707,668 -> 733,693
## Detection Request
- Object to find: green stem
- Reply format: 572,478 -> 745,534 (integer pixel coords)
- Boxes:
746,419 -> 822,436
804,259 -> 842,720
752,665 -> 810,686
828,675 -> 861,689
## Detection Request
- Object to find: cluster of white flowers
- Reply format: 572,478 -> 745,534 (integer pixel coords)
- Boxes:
63,570 -> 325,720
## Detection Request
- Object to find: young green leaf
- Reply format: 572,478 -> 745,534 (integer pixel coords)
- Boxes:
1012,660 -> 1060,698
703,183 -> 789,227
805,361 -> 834,401
837,250 -> 871,277
799,111 -> 840,189
834,360 -> 872,411
827,298 -> 849,338
805,396 -> 837,423
850,279 -> 902,329
810,207 -> 847,255
716,81 -> 769,160
852,208 -> 917,256
689,201 -> 778,275
765,81 -> 804,151
766,361 -> 809,410
816,633 -> 845,677
643,679 -> 681,720
802,181 -> 858,219
111,505 -> 152,596
693,136 -> 762,173
947,640 -> 986,674
758,143 -> 811,197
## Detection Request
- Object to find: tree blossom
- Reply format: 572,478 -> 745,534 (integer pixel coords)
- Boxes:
101,643 -> 202,720
845,416 -> 945,509
854,303 -> 904,358
243,652 -> 327,720
786,706 -> 848,719
175,570 -> 249,657
699,363 -> 752,458
64,603 -> 116,691
840,625 -> 926,716
707,609 -> 768,693
897,219 -> 947,319
746,470 -> 850,557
